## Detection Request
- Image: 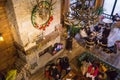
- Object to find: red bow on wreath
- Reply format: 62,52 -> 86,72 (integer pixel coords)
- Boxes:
34,16 -> 54,31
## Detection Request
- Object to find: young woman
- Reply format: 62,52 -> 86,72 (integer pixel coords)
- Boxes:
86,64 -> 99,80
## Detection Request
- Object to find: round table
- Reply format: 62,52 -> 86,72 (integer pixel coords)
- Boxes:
102,18 -> 113,23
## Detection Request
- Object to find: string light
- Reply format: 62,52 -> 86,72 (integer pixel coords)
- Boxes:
0,33 -> 4,41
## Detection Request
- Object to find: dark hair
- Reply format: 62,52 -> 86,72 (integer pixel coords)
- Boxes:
63,56 -> 69,63
82,57 -> 90,62
98,23 -> 103,26
93,60 -> 100,67
99,72 -> 104,77
51,63 -> 56,67
92,64 -> 98,70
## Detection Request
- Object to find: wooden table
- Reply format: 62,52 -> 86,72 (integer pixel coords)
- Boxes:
62,69 -> 90,80
62,70 -> 76,80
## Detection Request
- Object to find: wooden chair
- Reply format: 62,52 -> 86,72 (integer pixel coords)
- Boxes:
98,42 -> 106,48
85,39 -> 95,50
98,42 -> 111,54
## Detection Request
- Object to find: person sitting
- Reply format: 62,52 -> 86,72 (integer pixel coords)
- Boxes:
59,57 -> 71,74
106,70 -> 118,80
80,28 -> 88,39
94,23 -> 103,33
80,58 -> 91,75
112,13 -> 120,22
107,27 -> 120,53
95,72 -> 107,80
86,64 -> 99,80
50,63 -> 61,80
102,25 -> 111,38
44,64 -> 52,80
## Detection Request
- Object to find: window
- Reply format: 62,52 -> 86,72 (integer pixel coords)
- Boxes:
103,0 -> 115,15
70,0 -> 77,4
103,0 -> 120,16
113,0 -> 120,15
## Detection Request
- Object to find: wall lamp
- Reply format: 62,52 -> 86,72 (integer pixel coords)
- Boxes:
0,33 -> 4,41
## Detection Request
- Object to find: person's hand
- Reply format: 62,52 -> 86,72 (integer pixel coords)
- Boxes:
67,67 -> 71,70
56,74 -> 59,78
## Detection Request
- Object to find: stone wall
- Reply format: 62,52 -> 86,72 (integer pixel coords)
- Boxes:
6,0 -> 22,46
6,0 -> 61,51
5,0 -> 62,74
15,31 -> 62,74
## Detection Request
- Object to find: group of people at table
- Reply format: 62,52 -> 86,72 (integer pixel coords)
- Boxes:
80,57 -> 118,80
45,56 -> 71,80
44,55 -> 118,80
45,56 -> 107,80
78,17 -> 120,53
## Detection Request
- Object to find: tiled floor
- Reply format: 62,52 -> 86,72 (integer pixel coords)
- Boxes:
29,38 -> 120,80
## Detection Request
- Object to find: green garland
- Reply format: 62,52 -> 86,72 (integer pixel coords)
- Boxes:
31,1 -> 54,30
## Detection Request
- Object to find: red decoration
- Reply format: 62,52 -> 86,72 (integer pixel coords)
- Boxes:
34,16 -> 54,30
39,26 -> 43,30
50,16 -> 53,21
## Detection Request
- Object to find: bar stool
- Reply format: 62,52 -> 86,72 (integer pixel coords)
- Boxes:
98,43 -> 110,54
85,38 -> 95,50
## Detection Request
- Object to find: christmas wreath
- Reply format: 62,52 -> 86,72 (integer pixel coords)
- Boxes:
31,1 -> 54,30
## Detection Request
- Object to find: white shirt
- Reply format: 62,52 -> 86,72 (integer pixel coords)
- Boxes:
80,29 -> 88,38
108,27 -> 120,47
